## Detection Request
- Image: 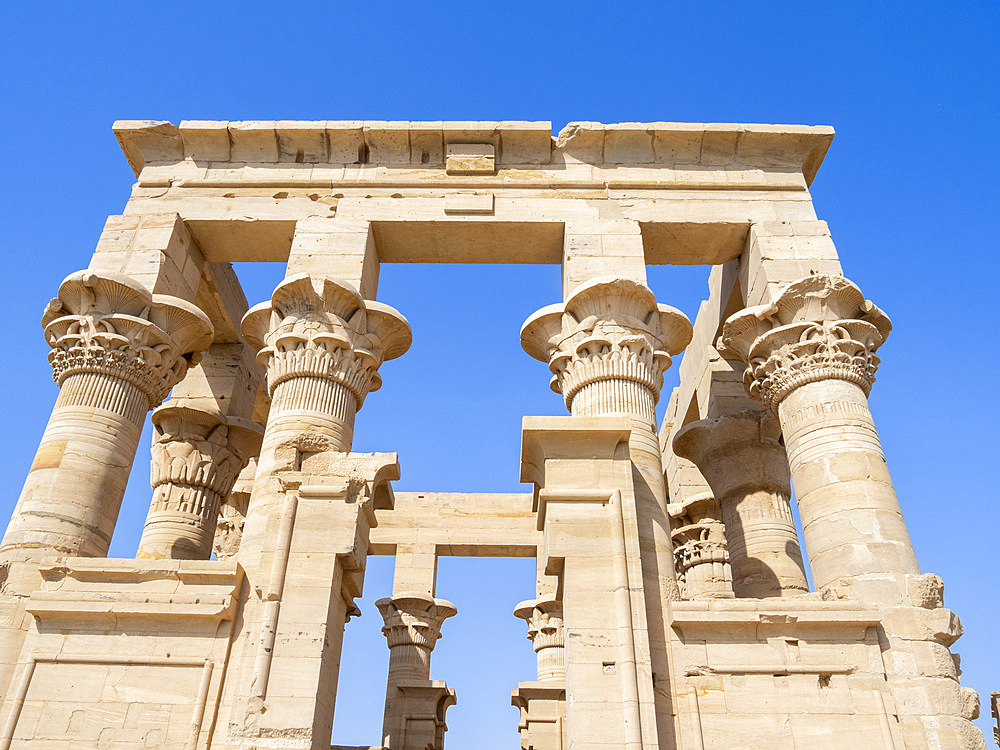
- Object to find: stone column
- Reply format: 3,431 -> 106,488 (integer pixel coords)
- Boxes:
135,404 -> 262,559
673,408 -> 809,598
522,276 -> 692,743
666,493 -> 734,600
512,598 -> 567,750
233,273 -> 411,745
377,593 -> 457,750
514,598 -> 565,683
2,270 -> 212,565
720,274 -> 919,601
239,273 -> 411,566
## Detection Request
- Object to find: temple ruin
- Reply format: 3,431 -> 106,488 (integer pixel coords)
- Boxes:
0,119 -> 986,749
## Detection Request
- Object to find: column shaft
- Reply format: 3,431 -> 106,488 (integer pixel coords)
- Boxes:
239,274 -> 410,568
265,375 -> 356,454
1,271 -> 212,566
377,594 -> 456,750
522,276 -> 694,747
720,274 -> 920,600
673,410 -> 808,598
779,379 -> 919,592
5,374 -> 147,557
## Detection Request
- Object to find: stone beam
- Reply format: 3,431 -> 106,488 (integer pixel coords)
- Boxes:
370,493 -> 540,557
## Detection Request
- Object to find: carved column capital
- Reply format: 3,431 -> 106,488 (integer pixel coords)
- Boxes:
42,270 -> 213,408
376,592 -> 457,651
719,275 -> 892,413
521,276 -> 692,420
242,274 -> 411,410
514,598 -> 565,682
138,404 -> 263,560
673,408 -> 786,498
668,493 -> 733,599
514,598 -> 564,653
149,404 -> 262,495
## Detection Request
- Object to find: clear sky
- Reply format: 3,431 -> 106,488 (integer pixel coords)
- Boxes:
0,2 -> 997,746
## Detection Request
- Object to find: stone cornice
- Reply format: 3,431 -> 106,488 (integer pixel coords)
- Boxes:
114,120 -> 834,186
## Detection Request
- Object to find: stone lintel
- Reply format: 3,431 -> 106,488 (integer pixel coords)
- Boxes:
371,492 -> 540,557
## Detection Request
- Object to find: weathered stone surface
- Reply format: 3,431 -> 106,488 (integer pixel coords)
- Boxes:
0,120 -> 984,750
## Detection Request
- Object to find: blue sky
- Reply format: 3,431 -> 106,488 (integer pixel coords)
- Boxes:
0,2 -> 997,745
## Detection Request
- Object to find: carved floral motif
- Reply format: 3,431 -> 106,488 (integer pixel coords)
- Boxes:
521,277 -> 692,417
148,405 -> 263,514
376,593 -> 457,650
719,275 -> 892,412
514,599 -> 564,654
42,271 -> 213,407
668,492 -> 732,599
242,274 -> 411,409
138,404 -> 262,560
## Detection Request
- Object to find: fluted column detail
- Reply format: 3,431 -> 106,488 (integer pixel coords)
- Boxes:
239,274 -> 411,566
377,593 -> 457,748
522,276 -> 692,742
720,274 -> 919,600
2,271 -> 212,564
514,598 -> 565,683
136,404 -> 262,560
674,408 -> 809,598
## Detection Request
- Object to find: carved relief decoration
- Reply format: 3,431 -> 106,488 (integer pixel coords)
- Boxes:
668,493 -> 732,599
514,598 -> 564,654
242,274 -> 411,409
719,275 -> 892,412
521,277 -> 692,416
42,271 -> 213,407
376,593 -> 457,650
149,404 -> 263,518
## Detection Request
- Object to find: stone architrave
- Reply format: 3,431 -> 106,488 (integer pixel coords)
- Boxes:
136,404 -> 263,560
377,592 -> 457,750
666,492 -> 734,599
1,270 -> 212,567
673,408 -> 809,598
719,274 -> 919,601
522,276 -> 692,745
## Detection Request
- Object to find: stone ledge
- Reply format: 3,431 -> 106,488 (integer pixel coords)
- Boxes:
26,557 -> 241,621
670,599 -> 881,634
